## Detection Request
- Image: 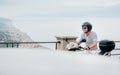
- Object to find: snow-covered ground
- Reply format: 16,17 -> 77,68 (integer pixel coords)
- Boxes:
0,48 -> 120,75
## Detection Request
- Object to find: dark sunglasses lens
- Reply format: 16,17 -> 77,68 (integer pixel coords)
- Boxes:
83,27 -> 87,29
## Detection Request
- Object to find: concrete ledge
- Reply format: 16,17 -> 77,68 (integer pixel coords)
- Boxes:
55,36 -> 77,50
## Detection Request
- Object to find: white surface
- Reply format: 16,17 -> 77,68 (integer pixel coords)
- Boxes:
0,48 -> 120,75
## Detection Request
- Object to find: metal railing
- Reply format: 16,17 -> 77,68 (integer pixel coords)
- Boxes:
0,41 -> 120,49
0,41 -> 61,49
0,41 -> 120,56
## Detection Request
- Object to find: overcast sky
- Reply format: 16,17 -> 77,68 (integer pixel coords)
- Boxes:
0,0 -> 120,18
0,0 -> 120,45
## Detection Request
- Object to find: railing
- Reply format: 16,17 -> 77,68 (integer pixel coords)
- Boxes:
0,41 -> 61,49
0,41 -> 120,56
0,41 -> 120,49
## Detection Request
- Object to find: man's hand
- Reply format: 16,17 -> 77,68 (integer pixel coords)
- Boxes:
83,46 -> 90,50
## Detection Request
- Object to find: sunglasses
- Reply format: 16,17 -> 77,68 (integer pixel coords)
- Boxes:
82,27 -> 87,29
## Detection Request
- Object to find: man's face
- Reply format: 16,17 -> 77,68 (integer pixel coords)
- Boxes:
82,26 -> 88,33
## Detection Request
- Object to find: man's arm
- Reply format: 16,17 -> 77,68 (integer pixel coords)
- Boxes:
89,42 -> 97,49
82,42 -> 97,50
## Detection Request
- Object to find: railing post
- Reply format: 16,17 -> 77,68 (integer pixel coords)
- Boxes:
12,43 -> 14,48
55,42 -> 57,50
17,43 -> 19,48
6,43 -> 8,48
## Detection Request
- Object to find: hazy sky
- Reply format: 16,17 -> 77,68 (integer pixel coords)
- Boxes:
0,0 -> 120,18
0,0 -> 120,43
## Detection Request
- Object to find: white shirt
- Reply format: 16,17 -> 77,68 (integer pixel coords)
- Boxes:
76,31 -> 98,50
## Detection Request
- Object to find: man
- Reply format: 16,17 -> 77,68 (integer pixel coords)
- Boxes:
76,22 -> 98,50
